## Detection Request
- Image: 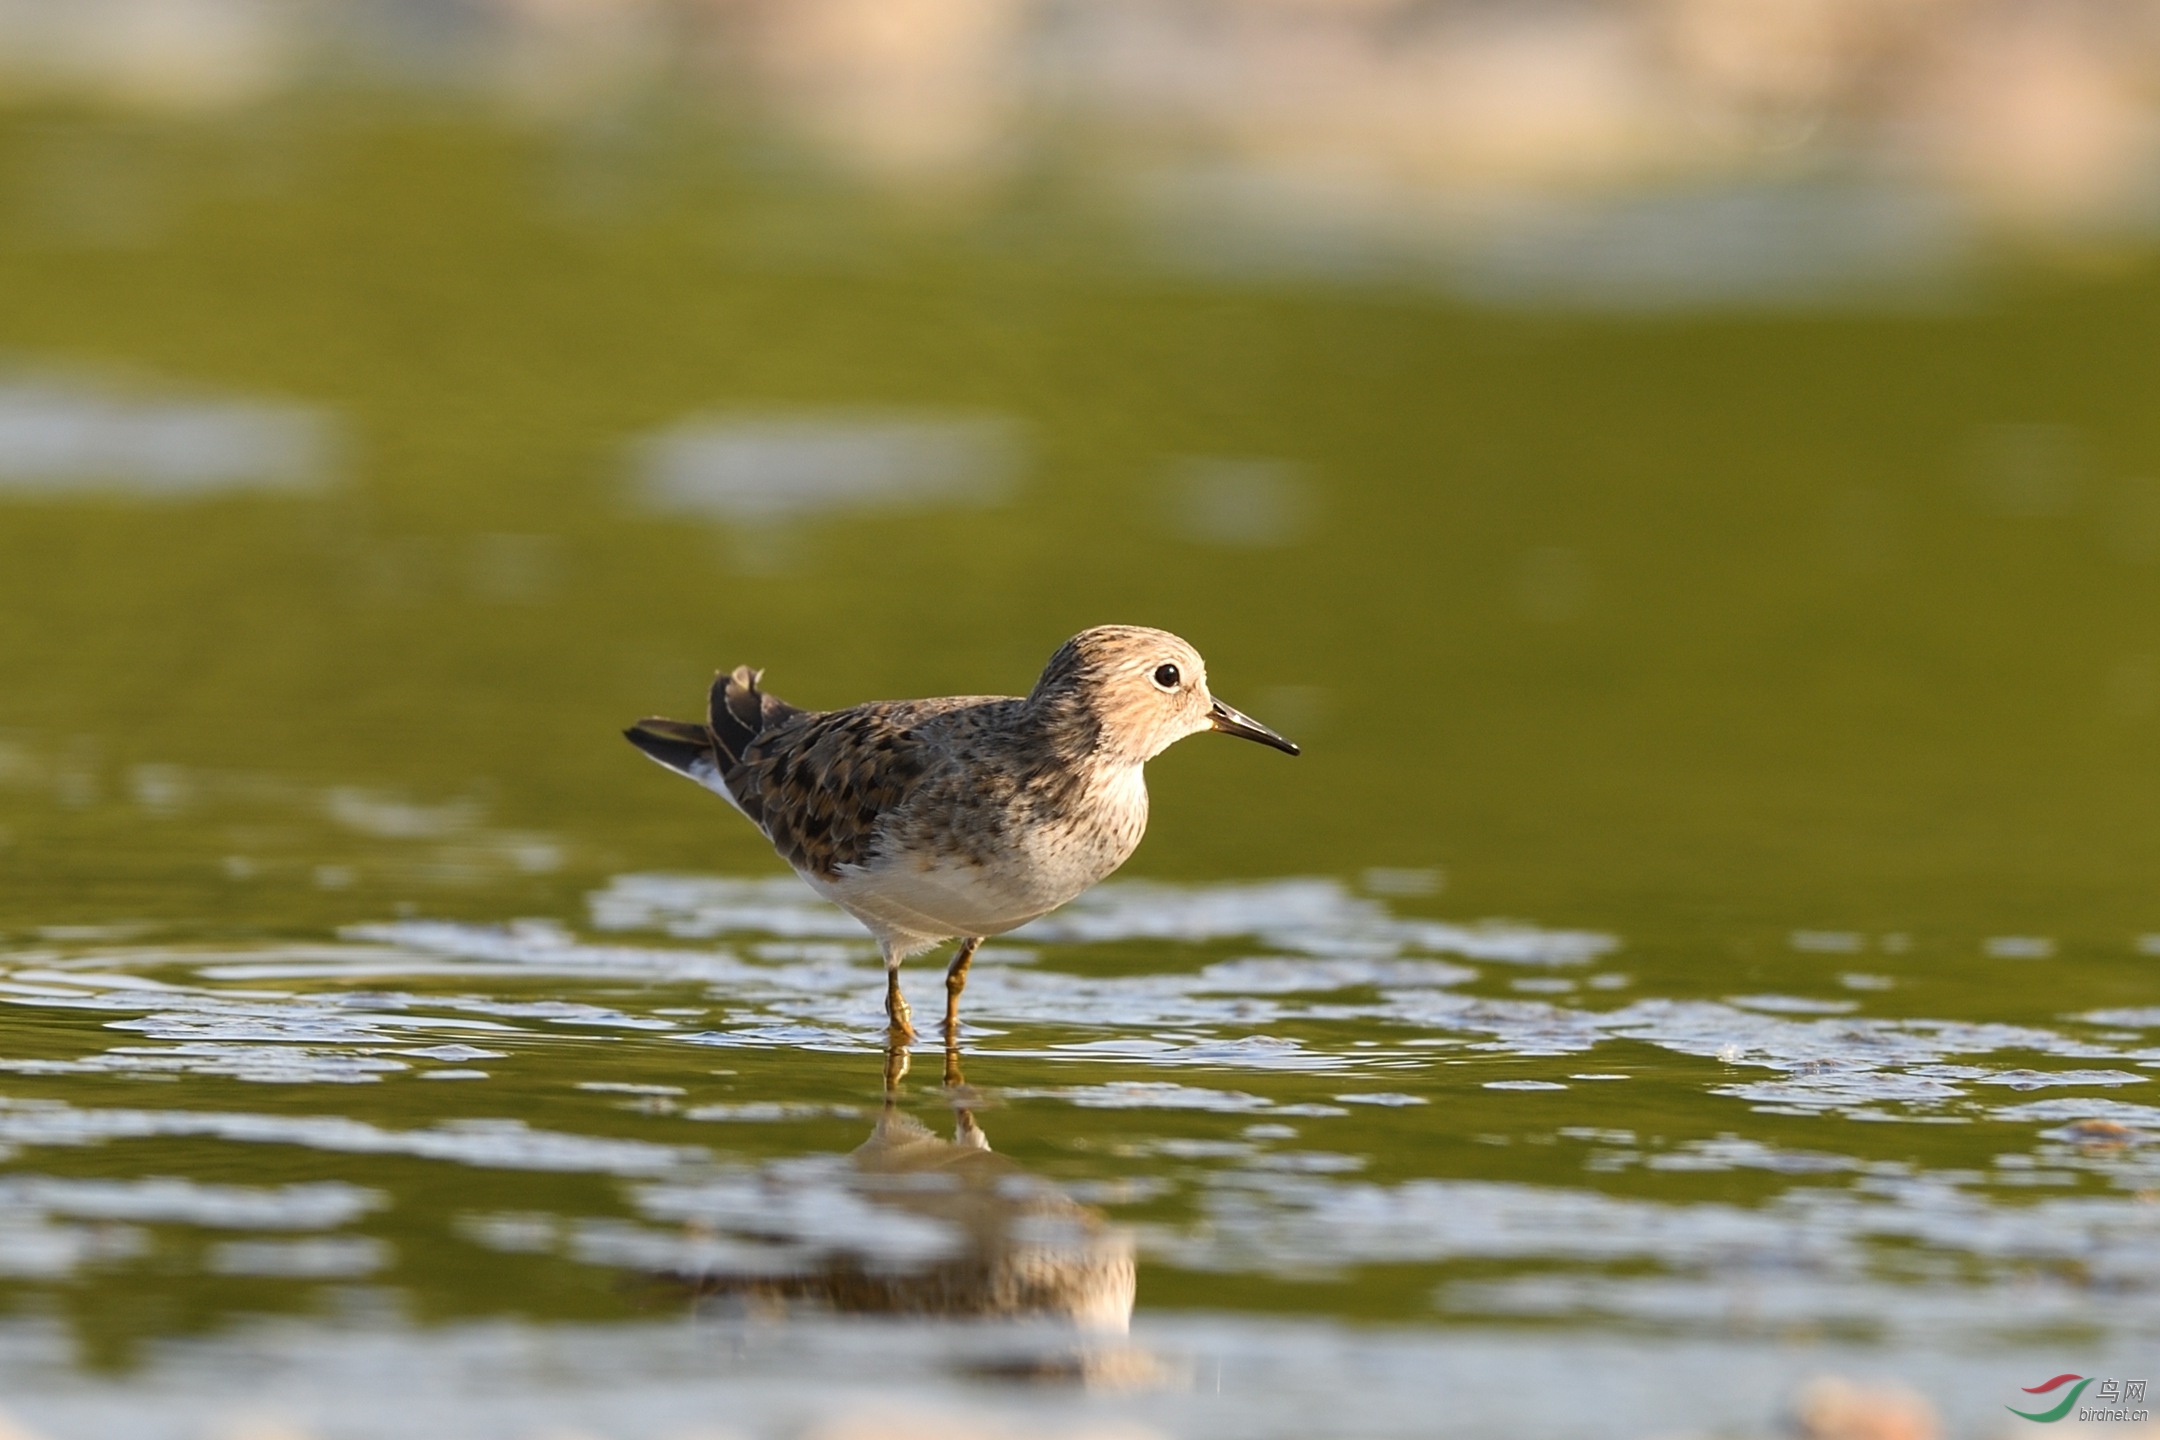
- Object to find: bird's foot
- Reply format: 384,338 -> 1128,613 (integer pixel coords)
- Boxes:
884,977 -> 914,1043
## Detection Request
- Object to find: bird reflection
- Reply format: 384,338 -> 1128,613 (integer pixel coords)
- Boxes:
670,1038 -> 1136,1334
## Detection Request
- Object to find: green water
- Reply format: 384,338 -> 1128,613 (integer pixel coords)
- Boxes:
1,103 -> 2158,1438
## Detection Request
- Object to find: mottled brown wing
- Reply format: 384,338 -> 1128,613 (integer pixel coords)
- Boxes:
734,704 -> 938,876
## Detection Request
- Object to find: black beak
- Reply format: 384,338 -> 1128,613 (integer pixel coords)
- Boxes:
1208,697 -> 1300,756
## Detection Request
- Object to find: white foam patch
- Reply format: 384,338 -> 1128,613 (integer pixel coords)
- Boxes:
0,1176 -> 381,1229
1725,995 -> 1860,1015
0,1177 -> 378,1283
565,1218 -> 809,1276
1025,880 -> 1616,966
588,875 -> 876,941
1004,1082 -> 1328,1115
630,411 -> 1019,526
0,1098 -> 700,1175
1156,1171 -> 2160,1300
5,1044 -> 414,1084
207,1236 -> 389,1278
1972,1069 -> 2146,1090
2079,1008 -> 2160,1028
1638,1137 -> 1857,1175
681,1102 -> 863,1123
632,1170 -> 968,1272
590,873 -> 1614,966
1191,957 -> 1477,992
0,374 -> 337,499
0,1216 -> 145,1278
1994,1098 -> 2160,1125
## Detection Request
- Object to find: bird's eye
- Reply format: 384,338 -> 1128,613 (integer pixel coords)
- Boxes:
1152,663 -> 1181,690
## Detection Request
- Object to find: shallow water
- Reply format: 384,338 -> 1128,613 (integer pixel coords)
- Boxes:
0,877 -> 2155,1435
4,91 -> 2160,1438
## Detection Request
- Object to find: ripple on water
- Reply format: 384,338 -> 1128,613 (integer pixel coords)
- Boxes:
0,871 -> 2155,1394
2,882 -> 2154,1117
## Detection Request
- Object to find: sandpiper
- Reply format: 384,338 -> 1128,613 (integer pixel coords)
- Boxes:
624,625 -> 1298,1041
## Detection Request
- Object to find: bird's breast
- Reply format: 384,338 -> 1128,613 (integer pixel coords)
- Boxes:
994,761 -> 1148,913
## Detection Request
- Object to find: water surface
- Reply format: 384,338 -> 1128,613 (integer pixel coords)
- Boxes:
2,94 -> 2160,1438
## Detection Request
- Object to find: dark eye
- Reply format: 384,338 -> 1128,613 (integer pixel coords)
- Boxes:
1152,663 -> 1181,690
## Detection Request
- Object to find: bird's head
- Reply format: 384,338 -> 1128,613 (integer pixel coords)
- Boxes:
1028,625 -> 1300,765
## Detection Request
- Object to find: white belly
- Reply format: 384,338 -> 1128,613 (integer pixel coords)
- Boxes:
813,859 -> 1058,952
811,763 -> 1149,955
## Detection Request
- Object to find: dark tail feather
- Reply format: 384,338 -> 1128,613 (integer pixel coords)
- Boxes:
623,717 -> 718,781
707,665 -> 802,766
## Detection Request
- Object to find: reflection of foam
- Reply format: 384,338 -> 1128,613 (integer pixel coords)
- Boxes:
0,375 -> 335,498
632,411 -> 1019,525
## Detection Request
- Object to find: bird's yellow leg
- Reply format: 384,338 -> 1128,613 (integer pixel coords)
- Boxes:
943,936 -> 981,1040
884,953 -> 915,1043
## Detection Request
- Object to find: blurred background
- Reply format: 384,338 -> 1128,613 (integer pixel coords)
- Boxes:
9,8 -> 2160,1434
6,0 -> 2160,943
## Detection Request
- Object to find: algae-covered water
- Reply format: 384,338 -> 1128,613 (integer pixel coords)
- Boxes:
2,98 -> 2160,1438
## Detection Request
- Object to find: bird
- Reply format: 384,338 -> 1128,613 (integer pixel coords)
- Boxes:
623,625 -> 1298,1042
